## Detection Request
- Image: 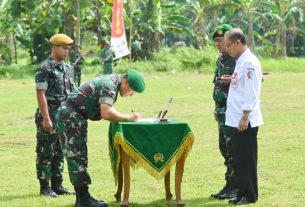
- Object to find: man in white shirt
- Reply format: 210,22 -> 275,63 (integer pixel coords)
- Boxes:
224,28 -> 264,205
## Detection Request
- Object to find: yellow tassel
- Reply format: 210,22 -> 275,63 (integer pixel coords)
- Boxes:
110,132 -> 194,183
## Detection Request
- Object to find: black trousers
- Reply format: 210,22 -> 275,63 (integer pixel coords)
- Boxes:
230,125 -> 258,202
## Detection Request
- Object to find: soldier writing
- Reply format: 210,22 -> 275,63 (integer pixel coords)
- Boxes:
56,69 -> 145,207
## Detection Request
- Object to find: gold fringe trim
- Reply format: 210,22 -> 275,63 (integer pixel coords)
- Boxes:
111,132 -> 194,183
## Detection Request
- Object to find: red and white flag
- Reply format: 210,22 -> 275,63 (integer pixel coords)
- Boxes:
111,0 -> 129,59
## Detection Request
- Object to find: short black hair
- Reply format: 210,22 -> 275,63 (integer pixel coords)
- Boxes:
225,28 -> 246,45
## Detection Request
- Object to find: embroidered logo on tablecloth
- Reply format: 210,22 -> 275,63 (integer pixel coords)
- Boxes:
154,153 -> 164,163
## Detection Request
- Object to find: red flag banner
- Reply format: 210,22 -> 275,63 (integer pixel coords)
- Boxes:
111,0 -> 129,59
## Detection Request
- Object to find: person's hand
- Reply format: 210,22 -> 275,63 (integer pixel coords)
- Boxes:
220,75 -> 232,84
43,118 -> 53,133
237,116 -> 248,132
129,112 -> 140,122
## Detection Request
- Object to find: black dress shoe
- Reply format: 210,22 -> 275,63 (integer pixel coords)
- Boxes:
218,188 -> 239,199
53,186 -> 75,195
40,187 -> 58,197
211,187 -> 227,199
234,196 -> 250,205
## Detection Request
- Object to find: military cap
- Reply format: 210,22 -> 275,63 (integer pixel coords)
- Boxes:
212,24 -> 232,39
50,34 -> 73,45
127,69 -> 145,93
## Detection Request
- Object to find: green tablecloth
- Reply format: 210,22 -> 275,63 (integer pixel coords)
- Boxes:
108,119 -> 194,184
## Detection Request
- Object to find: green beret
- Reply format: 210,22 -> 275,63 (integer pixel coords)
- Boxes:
212,24 -> 232,39
127,69 -> 145,93
50,34 -> 73,45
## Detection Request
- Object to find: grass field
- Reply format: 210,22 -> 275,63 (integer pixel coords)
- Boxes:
0,72 -> 304,207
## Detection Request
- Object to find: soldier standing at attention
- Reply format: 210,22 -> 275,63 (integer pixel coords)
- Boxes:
35,34 -> 75,197
56,69 -> 145,207
70,44 -> 84,87
100,41 -> 114,75
211,24 -> 239,200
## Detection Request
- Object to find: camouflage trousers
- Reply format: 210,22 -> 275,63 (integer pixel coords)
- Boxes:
35,109 -> 64,181
103,63 -> 113,75
215,113 -> 236,188
56,103 -> 91,188
75,67 -> 82,87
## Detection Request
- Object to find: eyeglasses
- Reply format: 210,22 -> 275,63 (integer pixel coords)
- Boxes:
226,41 -> 235,48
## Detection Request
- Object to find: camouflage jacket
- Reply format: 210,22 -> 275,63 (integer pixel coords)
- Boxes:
100,48 -> 114,63
66,74 -> 121,120
213,54 -> 236,114
35,57 -> 76,109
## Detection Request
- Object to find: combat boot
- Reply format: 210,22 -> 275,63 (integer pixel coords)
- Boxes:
51,177 -> 75,195
75,185 -> 108,207
39,179 -> 58,197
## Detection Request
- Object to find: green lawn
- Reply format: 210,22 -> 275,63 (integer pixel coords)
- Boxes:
0,72 -> 304,207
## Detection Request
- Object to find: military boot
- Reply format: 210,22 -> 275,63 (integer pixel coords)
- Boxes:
51,177 -> 75,195
39,179 -> 58,197
75,185 -> 108,207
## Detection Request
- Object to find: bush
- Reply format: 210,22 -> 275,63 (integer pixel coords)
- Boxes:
0,64 -> 36,79
150,45 -> 218,73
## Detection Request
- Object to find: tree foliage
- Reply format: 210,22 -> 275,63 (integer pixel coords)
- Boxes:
0,0 -> 305,65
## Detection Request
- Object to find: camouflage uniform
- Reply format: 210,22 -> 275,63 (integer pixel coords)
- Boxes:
35,57 -> 75,182
100,48 -> 114,75
70,50 -> 83,87
213,54 -> 236,188
56,74 -> 121,187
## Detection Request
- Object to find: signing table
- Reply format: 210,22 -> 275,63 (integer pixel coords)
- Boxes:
108,119 -> 194,207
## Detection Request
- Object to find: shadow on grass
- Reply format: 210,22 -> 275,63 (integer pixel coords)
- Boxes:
0,193 -> 40,202
107,196 -> 233,207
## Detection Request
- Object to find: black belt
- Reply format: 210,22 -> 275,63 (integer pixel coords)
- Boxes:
66,100 -> 88,119
104,60 -> 112,63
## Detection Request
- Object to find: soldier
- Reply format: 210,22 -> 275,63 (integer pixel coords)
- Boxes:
35,34 -> 75,197
70,44 -> 84,87
210,24 -> 239,200
100,41 -> 114,75
56,69 -> 145,207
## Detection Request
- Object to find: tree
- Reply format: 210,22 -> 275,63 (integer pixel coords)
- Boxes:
264,0 -> 305,57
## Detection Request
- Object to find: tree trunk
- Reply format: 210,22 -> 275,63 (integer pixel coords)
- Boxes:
76,0 -> 81,46
248,15 -> 255,52
129,0 -> 133,61
64,8 -> 75,41
274,25 -> 281,57
281,25 -> 287,57
141,0 -> 160,59
94,0 -> 103,47
4,33 -> 13,65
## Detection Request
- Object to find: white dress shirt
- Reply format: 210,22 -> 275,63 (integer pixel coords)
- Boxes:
225,49 -> 264,128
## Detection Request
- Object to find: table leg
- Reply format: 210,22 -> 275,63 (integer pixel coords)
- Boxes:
175,153 -> 186,207
164,172 -> 173,201
114,148 -> 123,202
120,149 -> 130,207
